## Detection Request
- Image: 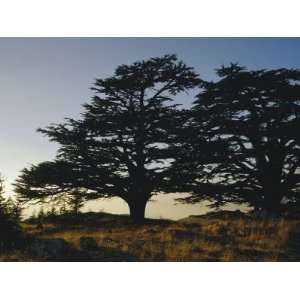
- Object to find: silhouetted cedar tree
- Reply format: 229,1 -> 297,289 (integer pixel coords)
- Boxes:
14,55 -> 200,223
172,64 -> 300,213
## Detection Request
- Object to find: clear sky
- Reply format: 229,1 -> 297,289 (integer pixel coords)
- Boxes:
1,37 -> 300,219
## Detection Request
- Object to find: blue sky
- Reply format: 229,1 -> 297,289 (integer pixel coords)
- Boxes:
1,37 -> 299,218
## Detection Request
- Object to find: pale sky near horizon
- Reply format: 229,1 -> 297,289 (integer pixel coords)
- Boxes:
1,37 -> 300,219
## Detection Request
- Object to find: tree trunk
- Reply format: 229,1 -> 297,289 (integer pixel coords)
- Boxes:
127,198 -> 148,223
262,189 -> 283,214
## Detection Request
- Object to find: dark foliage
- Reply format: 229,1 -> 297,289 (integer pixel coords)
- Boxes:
14,58 -> 300,217
0,177 -> 24,250
172,64 -> 300,212
14,55 -> 200,222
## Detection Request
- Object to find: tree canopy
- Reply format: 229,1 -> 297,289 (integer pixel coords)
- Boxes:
172,64 -> 300,212
14,54 -> 200,222
14,59 -> 300,218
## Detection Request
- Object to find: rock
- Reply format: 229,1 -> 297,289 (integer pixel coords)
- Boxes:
30,238 -> 70,259
80,236 -> 98,251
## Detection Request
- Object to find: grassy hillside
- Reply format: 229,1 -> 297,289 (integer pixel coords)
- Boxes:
1,211 -> 300,261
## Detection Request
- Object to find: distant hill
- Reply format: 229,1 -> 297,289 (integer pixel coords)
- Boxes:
25,211 -> 173,227
179,210 -> 249,223
180,208 -> 300,224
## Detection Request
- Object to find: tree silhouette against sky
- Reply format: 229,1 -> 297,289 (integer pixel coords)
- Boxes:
172,64 -> 300,212
14,55 -> 200,222
14,57 -> 300,219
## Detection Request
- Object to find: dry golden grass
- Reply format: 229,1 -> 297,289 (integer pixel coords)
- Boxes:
14,215 -> 300,262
